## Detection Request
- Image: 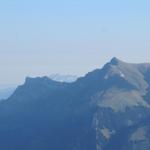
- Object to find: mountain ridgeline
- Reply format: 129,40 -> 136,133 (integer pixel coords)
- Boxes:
1,58 -> 150,150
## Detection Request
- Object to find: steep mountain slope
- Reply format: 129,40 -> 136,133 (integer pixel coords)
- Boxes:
0,58 -> 150,150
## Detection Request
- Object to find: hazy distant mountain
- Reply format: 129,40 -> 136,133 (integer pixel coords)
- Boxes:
0,87 -> 16,100
1,58 -> 150,150
49,74 -> 78,82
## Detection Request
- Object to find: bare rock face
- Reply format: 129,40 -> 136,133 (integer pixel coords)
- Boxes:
0,58 -> 150,150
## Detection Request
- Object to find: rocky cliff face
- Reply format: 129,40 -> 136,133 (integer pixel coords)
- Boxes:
0,58 -> 150,150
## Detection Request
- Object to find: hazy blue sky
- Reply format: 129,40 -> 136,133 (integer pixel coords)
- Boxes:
0,0 -> 150,85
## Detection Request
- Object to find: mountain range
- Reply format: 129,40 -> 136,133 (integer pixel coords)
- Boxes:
0,87 -> 16,100
0,75 -> 77,100
49,74 -> 77,82
0,57 -> 150,150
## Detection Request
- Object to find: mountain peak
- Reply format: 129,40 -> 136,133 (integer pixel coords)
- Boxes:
110,57 -> 122,65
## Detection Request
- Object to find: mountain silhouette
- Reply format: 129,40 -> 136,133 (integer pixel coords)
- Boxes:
0,58 -> 150,150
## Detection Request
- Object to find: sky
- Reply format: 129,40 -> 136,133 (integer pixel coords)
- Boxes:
0,0 -> 150,86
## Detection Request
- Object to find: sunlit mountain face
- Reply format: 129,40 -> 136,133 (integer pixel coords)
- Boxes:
1,58 -> 150,150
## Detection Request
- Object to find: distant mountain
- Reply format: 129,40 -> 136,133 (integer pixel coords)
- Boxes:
0,87 -> 16,100
49,74 -> 78,82
0,57 -> 150,150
